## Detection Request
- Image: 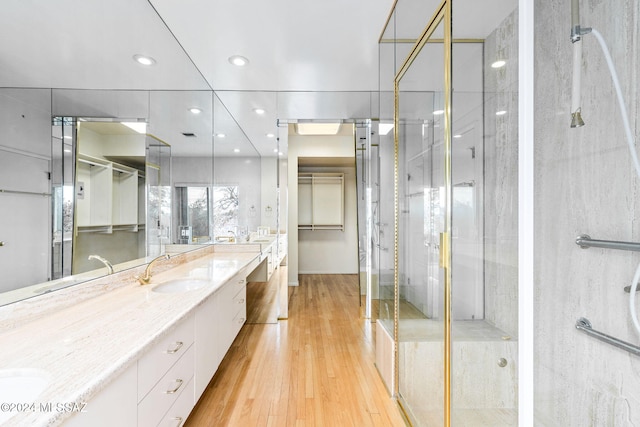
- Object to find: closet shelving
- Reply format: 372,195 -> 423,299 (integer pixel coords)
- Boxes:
298,172 -> 344,231
76,154 -> 140,234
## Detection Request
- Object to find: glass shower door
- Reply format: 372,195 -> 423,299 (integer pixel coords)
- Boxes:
449,1 -> 518,425
395,12 -> 448,426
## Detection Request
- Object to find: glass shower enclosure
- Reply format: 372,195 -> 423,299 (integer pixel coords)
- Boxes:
378,0 -> 520,425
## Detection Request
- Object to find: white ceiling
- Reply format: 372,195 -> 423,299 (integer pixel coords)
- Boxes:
0,0 -> 517,158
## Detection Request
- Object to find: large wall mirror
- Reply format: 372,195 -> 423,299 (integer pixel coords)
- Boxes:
0,0 -> 217,305
0,88 -> 218,305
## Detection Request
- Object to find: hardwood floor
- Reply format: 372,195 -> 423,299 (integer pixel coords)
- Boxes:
185,274 -> 406,427
245,268 -> 280,324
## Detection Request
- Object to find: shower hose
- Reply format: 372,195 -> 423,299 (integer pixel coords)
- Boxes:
588,29 -> 640,337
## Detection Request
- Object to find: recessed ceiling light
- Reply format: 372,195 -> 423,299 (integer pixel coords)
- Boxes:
215,133 -> 226,138
266,133 -> 275,138
133,54 -> 156,66
253,108 -> 266,115
433,110 -> 445,115
233,148 -> 240,153
496,110 -> 507,116
273,148 -> 278,153
189,107 -> 202,114
229,55 -> 249,66
453,134 -> 462,139
491,60 -> 506,68
379,123 -> 394,135
278,152 -> 283,156
296,123 -> 341,135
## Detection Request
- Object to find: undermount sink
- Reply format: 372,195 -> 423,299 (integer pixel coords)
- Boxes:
151,278 -> 210,293
0,369 -> 50,423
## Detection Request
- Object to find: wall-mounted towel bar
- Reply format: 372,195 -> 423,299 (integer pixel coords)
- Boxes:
575,234 -> 640,252
0,188 -> 50,197
575,317 -> 640,356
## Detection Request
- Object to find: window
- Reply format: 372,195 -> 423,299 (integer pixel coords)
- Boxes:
212,185 -> 238,238
176,186 -> 210,243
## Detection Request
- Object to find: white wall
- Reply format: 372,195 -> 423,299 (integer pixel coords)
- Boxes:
534,1 -> 640,424
260,157 -> 278,231
298,166 -> 358,274
287,124 -> 357,285
0,89 -> 52,291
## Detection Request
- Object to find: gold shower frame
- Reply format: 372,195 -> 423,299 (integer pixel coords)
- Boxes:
393,0 -> 452,425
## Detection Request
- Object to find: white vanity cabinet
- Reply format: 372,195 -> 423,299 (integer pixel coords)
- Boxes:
61,266 -> 253,427
137,314 -> 195,427
194,271 -> 247,398
63,363 -> 138,427
194,293 -> 219,397
246,244 -> 276,283
219,272 -> 247,354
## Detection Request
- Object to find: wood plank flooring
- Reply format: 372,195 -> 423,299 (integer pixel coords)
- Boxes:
185,274 -> 406,427
245,267 -> 280,324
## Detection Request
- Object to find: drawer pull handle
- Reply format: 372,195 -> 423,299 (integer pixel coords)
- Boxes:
166,378 -> 183,394
171,417 -> 184,427
166,341 -> 183,354
237,298 -> 245,304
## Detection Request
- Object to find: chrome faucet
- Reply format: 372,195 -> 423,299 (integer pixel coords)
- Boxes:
136,254 -> 170,285
88,254 -> 114,274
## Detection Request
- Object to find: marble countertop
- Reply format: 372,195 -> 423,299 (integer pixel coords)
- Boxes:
0,250 -> 259,426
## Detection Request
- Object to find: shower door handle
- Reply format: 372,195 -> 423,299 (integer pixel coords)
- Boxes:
439,232 -> 449,269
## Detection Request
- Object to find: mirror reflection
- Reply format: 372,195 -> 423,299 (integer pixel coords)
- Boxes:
0,1 -> 284,312
72,119 -> 147,275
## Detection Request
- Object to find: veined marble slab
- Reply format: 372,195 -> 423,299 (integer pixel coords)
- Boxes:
0,248 -> 259,426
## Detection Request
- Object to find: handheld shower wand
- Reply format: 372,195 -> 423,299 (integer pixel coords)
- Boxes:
570,0 -> 590,127
570,0 -> 640,339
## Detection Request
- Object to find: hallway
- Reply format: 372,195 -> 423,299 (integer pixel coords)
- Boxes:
185,274 -> 406,426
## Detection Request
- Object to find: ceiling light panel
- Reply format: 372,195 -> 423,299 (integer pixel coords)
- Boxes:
296,123 -> 341,135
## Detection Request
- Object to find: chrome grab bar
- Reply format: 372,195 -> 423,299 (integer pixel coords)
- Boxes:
575,317 -> 640,356
0,188 -> 50,197
575,234 -> 640,252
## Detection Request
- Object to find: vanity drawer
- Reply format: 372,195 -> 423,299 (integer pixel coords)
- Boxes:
230,307 -> 246,338
233,285 -> 246,311
138,344 -> 194,427
157,376 -> 194,427
138,314 -> 194,401
230,272 -> 246,295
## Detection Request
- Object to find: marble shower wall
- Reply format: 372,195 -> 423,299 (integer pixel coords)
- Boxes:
534,0 -> 640,424
484,9 -> 520,339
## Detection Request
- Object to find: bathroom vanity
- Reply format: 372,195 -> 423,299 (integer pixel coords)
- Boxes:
0,241 -> 283,426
